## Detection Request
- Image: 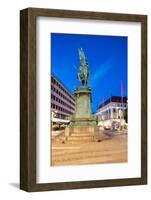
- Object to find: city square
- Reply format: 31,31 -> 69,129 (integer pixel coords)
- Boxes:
51,33 -> 128,167
51,129 -> 127,166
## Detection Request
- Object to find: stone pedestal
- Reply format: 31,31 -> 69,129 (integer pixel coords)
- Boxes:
66,87 -> 97,142
74,87 -> 92,118
69,87 -> 96,127
65,127 -> 97,142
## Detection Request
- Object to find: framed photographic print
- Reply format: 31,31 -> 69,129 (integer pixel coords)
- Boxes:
20,8 -> 147,191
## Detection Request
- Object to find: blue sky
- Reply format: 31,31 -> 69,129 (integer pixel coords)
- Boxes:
51,33 -> 127,112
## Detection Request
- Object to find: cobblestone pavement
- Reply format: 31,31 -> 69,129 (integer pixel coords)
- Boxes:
51,131 -> 127,166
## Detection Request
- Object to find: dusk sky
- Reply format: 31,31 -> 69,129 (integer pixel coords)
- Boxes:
51,33 -> 127,112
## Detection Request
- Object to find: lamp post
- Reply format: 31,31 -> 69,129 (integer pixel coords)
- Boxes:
120,105 -> 123,130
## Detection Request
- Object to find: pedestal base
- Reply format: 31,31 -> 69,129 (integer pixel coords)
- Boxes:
69,116 -> 96,127
65,126 -> 98,142
66,86 -> 97,142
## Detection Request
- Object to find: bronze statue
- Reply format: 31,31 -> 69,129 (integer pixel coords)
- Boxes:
77,48 -> 89,86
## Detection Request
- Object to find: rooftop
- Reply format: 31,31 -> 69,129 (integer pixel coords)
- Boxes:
98,96 -> 127,109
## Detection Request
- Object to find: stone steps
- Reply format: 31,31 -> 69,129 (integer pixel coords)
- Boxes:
69,133 -> 94,137
67,135 -> 94,141
53,134 -> 109,144
52,129 -> 111,143
71,129 -> 95,133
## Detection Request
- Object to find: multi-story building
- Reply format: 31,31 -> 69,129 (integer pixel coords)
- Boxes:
95,96 -> 127,128
51,74 -> 75,123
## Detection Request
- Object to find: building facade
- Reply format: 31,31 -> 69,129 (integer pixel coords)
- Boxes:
51,74 -> 75,123
95,96 -> 127,128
